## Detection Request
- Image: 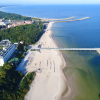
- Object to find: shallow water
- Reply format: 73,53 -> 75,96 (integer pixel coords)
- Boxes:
1,5 -> 100,99
51,21 -> 100,99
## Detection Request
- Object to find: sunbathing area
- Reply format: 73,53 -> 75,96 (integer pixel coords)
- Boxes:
16,22 -> 69,100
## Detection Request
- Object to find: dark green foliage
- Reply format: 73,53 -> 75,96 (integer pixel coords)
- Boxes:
0,11 -> 32,20
15,51 -> 26,59
0,45 -> 4,49
17,44 -> 24,52
17,44 -> 28,52
0,62 -> 23,100
0,25 -> 6,29
0,63 -> 23,91
99,93 -> 100,98
16,72 -> 35,100
0,22 -> 44,45
0,62 -> 35,100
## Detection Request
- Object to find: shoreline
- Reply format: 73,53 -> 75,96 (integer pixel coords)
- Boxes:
0,6 -> 75,99
1,5 -> 100,100
22,22 -> 73,100
0,6 -> 90,22
50,23 -> 76,100
50,24 -> 72,99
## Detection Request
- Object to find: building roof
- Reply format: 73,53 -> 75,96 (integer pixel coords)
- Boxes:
0,22 -> 6,25
0,44 -> 14,58
25,21 -> 33,24
0,19 -> 2,22
0,39 -> 11,46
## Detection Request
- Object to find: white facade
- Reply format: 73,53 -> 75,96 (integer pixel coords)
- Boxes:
8,25 -> 13,28
0,22 -> 6,26
0,19 -> 2,22
0,44 -> 15,66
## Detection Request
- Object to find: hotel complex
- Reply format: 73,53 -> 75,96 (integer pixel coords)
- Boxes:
0,40 -> 15,66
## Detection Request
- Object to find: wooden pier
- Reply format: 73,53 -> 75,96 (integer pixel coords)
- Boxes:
32,48 -> 100,54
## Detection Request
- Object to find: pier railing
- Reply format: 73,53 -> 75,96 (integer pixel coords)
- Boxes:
33,48 -> 100,51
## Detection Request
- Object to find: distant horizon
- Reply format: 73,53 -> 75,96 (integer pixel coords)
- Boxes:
1,4 -> 100,6
1,0 -> 100,5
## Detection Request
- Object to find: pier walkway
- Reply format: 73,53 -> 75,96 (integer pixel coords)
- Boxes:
34,48 -> 100,51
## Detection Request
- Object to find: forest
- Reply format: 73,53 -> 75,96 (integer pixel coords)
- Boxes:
0,9 -> 44,99
0,21 -> 44,45
0,62 -> 35,100
0,11 -> 32,20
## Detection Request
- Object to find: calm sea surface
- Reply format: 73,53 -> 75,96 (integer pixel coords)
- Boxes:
1,5 -> 100,100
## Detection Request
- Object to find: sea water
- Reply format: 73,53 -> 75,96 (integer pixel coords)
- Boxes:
1,5 -> 100,100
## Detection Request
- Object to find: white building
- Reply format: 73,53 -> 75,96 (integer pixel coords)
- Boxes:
0,19 -> 2,22
0,22 -> 6,26
0,43 -> 15,66
25,21 -> 33,24
14,42 -> 18,49
8,25 -> 13,28
0,39 -> 11,46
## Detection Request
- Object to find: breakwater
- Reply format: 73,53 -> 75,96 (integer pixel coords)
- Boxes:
41,17 -> 90,22
41,16 -> 75,21
55,17 -> 90,22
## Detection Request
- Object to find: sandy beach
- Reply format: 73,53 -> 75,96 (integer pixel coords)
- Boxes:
17,22 -> 72,100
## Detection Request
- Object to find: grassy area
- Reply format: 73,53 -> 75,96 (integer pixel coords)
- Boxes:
0,46 -> 4,49
33,42 -> 37,45
31,49 -> 37,51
